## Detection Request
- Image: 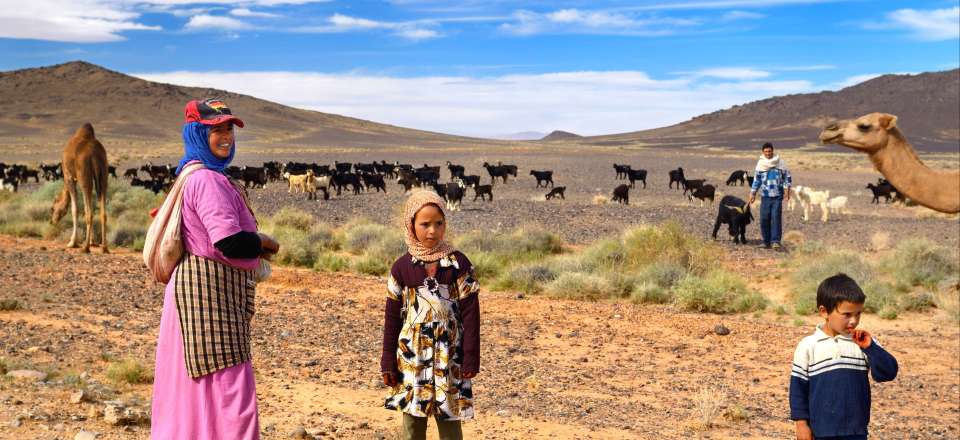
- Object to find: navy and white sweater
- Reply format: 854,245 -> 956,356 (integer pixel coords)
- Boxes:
790,325 -> 898,437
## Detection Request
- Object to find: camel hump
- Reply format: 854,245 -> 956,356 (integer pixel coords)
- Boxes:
74,123 -> 95,140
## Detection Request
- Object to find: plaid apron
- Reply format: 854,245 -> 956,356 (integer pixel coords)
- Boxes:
174,253 -> 256,378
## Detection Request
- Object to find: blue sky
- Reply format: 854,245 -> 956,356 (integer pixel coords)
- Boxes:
1,0 -> 958,137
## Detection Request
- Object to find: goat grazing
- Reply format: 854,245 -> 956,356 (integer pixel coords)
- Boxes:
713,195 -> 753,244
612,184 -> 630,205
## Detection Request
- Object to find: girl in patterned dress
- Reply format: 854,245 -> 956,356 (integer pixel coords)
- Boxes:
381,190 -> 481,440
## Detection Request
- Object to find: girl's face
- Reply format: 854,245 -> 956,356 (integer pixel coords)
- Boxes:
413,204 -> 445,249
208,122 -> 235,160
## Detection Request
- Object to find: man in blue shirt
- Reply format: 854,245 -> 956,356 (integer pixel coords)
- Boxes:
748,142 -> 792,249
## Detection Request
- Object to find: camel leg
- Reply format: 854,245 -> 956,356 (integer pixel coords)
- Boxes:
81,185 -> 94,253
99,191 -> 109,254
821,204 -> 829,223
66,181 -> 79,248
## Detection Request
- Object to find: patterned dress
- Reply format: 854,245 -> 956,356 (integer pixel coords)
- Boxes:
383,252 -> 481,421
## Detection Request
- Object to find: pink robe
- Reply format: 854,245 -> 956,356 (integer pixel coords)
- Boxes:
151,167 -> 260,439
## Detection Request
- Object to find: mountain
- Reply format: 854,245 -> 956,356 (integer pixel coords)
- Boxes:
578,69 -> 960,152
0,61 -> 502,150
540,130 -> 583,142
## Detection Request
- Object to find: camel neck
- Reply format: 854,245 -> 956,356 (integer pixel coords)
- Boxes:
869,131 -> 960,213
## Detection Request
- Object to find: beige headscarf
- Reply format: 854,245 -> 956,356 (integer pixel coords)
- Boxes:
403,190 -> 456,262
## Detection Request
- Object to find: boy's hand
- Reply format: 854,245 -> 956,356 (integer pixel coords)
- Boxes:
795,420 -> 813,440
382,372 -> 398,387
851,329 -> 872,349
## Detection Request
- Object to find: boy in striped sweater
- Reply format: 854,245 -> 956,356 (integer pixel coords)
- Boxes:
790,273 -> 898,440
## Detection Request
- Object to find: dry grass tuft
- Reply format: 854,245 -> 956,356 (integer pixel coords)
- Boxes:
591,194 -> 609,205
691,386 -> 726,431
782,230 -> 805,247
871,231 -> 891,251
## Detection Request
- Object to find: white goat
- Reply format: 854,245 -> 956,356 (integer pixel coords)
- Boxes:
284,170 -> 314,194
827,196 -> 850,216
797,186 -> 830,222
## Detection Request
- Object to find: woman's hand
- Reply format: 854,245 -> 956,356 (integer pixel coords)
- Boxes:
258,232 -> 280,259
382,372 -> 398,387
462,371 -> 477,379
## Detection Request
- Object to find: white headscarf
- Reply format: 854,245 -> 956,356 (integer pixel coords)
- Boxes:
756,154 -> 787,172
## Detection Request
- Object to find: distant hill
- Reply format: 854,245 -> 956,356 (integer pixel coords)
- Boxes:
540,130 -> 583,141
1,62 -> 956,154
579,69 -> 960,152
0,61 -> 500,150
488,131 -> 547,141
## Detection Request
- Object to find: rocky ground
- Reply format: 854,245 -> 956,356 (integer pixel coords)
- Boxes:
0,234 -> 958,440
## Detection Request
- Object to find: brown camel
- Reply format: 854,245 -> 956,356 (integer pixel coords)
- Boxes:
51,123 -> 110,253
819,112 -> 960,214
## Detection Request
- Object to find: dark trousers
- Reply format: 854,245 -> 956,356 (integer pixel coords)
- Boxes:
760,196 -> 783,245
402,413 -> 463,440
816,436 -> 867,440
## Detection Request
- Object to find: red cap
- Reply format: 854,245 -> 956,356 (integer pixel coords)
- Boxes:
184,98 -> 245,128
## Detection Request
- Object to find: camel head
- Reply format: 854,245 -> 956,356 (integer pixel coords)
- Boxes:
50,188 -> 69,225
819,112 -> 898,153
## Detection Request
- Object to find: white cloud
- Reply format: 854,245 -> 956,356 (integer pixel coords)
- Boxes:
132,69 -> 816,137
499,8 -> 699,36
184,14 -> 254,31
0,0 -> 160,43
231,8 -> 281,18
684,67 -> 772,80
294,13 -> 441,40
720,10 -> 765,21
616,0 -> 846,12
827,71 -> 917,90
886,7 -> 960,41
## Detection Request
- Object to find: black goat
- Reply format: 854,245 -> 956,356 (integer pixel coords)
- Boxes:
545,186 -> 566,200
866,183 -> 894,204
613,164 -> 631,179
482,162 -> 509,185
473,184 -> 493,202
688,184 -> 716,207
682,179 -> 707,195
669,167 -> 685,189
713,195 -> 753,244
446,161 -> 465,179
726,170 -> 748,186
627,169 -> 647,188
612,184 -> 630,205
529,170 -> 554,188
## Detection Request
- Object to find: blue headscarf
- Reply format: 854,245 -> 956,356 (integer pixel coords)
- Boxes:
175,122 -> 235,175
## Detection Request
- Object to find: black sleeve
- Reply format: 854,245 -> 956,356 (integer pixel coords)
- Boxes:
214,231 -> 263,259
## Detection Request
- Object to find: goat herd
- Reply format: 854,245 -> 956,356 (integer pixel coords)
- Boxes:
0,159 -> 907,244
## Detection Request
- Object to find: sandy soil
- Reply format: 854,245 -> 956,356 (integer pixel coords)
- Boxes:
0,234 -> 958,440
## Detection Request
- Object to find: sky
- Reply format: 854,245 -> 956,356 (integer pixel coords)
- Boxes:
0,0 -> 958,137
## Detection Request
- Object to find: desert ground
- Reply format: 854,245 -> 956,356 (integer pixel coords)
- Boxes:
1,145 -> 959,439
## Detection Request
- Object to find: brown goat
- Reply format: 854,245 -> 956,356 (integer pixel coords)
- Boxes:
51,123 -> 109,253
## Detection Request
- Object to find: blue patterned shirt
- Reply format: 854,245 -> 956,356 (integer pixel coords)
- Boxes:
751,167 -> 792,198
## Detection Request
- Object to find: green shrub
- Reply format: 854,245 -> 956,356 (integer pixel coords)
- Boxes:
637,261 -> 687,289
496,263 -> 558,294
882,239 -> 959,290
353,254 -> 389,276
900,291 -> 936,312
0,357 -> 7,375
621,222 -> 721,275
630,282 -> 673,304
578,238 -> 626,272
269,207 -> 315,230
468,251 -> 505,281
455,227 -> 563,261
106,358 -> 153,384
675,270 -> 767,314
790,252 -> 875,314
0,299 -> 22,311
544,272 -> 616,301
313,252 -> 348,272
344,222 -> 392,255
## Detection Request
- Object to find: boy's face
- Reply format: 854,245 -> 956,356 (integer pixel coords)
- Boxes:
762,147 -> 774,159
818,300 -> 864,336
